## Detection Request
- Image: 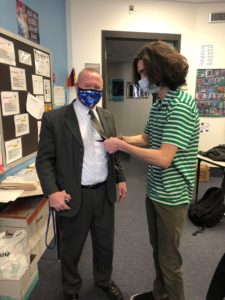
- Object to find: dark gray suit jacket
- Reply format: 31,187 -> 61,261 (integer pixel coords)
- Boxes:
35,101 -> 126,217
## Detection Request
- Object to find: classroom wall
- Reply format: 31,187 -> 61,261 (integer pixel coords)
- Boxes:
0,0 -> 68,87
66,0 -> 225,150
195,3 -> 225,151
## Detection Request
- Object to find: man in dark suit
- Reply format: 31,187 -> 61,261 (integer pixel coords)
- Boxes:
36,68 -> 127,300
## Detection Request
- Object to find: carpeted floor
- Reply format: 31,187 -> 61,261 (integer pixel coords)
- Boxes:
29,157 -> 225,300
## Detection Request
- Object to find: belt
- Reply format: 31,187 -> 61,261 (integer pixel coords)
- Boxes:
81,181 -> 106,190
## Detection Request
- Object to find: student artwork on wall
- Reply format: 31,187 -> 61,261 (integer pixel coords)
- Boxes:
0,27 -> 53,171
109,79 -> 124,102
195,69 -> 225,116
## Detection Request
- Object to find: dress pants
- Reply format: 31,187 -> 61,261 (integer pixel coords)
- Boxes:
146,196 -> 187,300
58,183 -> 114,295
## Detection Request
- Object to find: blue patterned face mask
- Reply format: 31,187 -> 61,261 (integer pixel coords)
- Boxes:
138,78 -> 160,94
78,87 -> 102,108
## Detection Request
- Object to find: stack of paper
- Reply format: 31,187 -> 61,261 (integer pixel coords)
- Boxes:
0,189 -> 24,203
0,176 -> 39,190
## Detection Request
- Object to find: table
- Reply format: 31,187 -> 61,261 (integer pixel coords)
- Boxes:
195,154 -> 225,201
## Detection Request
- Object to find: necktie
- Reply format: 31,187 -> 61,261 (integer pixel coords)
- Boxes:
89,110 -> 106,140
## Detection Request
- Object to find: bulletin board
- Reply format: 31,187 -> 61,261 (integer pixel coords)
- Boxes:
0,27 -> 53,172
195,69 -> 225,117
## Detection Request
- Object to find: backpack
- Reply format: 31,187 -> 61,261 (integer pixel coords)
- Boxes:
188,177 -> 225,235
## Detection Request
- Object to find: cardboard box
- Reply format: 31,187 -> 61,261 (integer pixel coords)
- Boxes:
199,163 -> 210,182
21,268 -> 39,300
0,197 -> 48,228
0,254 -> 38,300
0,197 -> 49,262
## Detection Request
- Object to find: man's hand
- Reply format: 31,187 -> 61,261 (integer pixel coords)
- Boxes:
48,190 -> 71,211
117,182 -> 127,202
104,137 -> 124,154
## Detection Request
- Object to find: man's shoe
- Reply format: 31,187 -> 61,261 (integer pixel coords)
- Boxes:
64,293 -> 79,300
96,281 -> 124,300
130,291 -> 155,300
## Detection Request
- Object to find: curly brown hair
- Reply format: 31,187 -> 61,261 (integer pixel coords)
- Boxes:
133,41 -> 189,90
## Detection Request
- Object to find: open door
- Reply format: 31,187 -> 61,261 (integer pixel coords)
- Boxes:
101,31 -> 181,135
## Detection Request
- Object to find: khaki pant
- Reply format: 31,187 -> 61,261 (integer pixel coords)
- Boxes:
146,196 -> 188,300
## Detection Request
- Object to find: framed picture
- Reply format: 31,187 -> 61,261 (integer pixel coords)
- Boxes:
126,82 -> 149,99
109,79 -> 124,101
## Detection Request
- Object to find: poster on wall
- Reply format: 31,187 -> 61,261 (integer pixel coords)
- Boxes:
54,86 -> 65,106
199,45 -> 214,68
195,69 -> 225,116
16,0 -> 40,44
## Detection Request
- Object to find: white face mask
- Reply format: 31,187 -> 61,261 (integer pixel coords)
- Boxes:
138,78 -> 160,94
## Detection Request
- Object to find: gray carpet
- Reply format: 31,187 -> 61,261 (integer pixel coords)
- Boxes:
29,157 -> 225,300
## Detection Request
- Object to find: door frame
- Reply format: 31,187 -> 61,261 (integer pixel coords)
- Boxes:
101,30 -> 181,108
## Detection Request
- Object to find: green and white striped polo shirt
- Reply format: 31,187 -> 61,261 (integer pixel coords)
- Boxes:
144,88 -> 200,206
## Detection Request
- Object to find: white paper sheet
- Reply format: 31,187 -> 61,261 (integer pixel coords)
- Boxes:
14,113 -> 30,137
10,66 -> 27,91
32,74 -> 43,94
26,93 -> 44,119
34,49 -> 50,77
0,189 -> 24,203
44,79 -> 51,102
54,86 -> 65,106
18,49 -> 32,66
5,138 -> 22,165
37,121 -> 41,141
0,36 -> 16,66
1,91 -> 20,116
199,44 -> 214,68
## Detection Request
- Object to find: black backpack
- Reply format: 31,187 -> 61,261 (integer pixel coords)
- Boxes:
188,177 -> 225,234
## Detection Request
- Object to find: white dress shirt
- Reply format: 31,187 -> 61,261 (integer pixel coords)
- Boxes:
73,100 -> 108,185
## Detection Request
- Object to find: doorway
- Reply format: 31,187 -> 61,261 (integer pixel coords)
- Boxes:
101,30 -> 181,135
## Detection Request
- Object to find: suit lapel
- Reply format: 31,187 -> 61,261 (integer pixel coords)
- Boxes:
64,101 -> 83,146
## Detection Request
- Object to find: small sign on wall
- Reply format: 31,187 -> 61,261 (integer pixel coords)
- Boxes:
85,63 -> 100,73
200,122 -> 210,134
